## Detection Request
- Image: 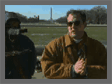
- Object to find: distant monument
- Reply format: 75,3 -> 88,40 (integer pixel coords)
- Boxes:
50,8 -> 53,23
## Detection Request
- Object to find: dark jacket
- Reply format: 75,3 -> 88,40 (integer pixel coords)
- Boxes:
5,34 -> 36,79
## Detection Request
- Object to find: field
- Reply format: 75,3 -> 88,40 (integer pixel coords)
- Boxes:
22,26 -> 107,46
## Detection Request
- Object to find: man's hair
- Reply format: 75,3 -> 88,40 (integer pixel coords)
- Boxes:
67,10 -> 86,23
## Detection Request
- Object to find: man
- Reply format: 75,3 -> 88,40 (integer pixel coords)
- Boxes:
41,10 -> 107,79
5,18 -> 36,79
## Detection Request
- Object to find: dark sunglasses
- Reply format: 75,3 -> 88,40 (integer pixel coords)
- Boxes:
67,21 -> 80,26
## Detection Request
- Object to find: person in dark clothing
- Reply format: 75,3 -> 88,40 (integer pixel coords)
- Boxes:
5,18 -> 36,79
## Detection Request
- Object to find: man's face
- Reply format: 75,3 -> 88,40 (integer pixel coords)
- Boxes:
6,21 -> 21,41
7,21 -> 21,36
67,13 -> 86,39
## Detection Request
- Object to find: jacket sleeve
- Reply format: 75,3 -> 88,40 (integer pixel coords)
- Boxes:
71,65 -> 78,78
22,35 -> 36,76
41,39 -> 73,79
87,42 -> 107,79
30,43 -> 36,76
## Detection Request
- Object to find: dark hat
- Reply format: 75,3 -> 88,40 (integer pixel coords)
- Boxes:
5,18 -> 21,29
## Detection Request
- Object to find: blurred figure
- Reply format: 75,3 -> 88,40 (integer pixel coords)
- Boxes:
35,57 -> 42,73
35,46 -> 44,73
5,18 -> 36,79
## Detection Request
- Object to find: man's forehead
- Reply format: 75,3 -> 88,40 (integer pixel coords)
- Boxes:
67,13 -> 81,22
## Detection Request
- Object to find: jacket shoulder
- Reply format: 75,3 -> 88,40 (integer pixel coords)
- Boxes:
19,34 -> 34,45
87,37 -> 106,50
18,34 -> 35,50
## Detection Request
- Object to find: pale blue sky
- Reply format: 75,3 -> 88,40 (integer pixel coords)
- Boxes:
5,5 -> 107,20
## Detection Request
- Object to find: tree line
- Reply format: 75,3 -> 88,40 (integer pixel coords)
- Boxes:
5,6 -> 107,24
55,6 -> 107,24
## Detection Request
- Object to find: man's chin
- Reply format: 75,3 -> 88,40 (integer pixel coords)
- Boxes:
71,34 -> 77,38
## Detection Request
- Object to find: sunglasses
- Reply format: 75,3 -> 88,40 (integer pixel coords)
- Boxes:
67,21 -> 80,26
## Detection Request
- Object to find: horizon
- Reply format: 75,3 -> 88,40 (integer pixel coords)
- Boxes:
5,5 -> 107,20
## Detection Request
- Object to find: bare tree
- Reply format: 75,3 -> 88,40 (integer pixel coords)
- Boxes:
90,6 -> 107,24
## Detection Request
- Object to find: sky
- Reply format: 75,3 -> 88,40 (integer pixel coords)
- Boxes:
5,5 -> 107,20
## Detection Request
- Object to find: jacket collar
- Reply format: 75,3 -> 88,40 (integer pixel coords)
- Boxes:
65,32 -> 88,47
65,33 -> 72,47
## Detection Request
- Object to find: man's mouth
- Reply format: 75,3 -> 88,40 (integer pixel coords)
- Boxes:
71,32 -> 77,37
72,32 -> 76,34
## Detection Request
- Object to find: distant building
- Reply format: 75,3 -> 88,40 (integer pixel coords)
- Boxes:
37,15 -> 39,22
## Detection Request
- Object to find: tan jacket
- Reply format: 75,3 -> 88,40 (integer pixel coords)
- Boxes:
41,32 -> 107,79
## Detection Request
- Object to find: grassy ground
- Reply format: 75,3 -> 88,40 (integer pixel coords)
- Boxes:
22,26 -> 107,46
